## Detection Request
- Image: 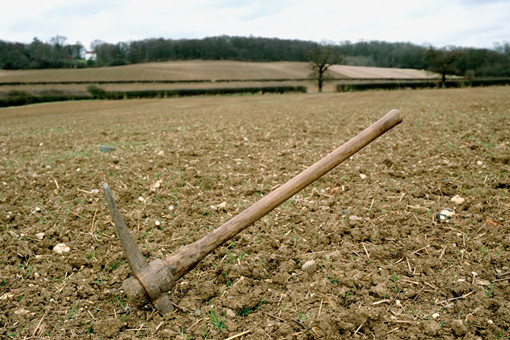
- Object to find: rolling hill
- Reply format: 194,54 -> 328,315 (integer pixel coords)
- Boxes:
0,61 -> 434,83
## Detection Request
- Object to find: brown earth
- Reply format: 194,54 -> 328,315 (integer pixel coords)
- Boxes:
329,65 -> 435,79
0,87 -> 509,339
0,61 -> 312,83
0,60 -> 439,99
0,60 -> 431,83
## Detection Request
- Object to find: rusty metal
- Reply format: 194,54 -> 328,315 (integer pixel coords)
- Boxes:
104,184 -> 173,314
104,109 -> 403,315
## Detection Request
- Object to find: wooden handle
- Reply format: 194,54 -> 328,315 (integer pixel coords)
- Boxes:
166,109 -> 403,277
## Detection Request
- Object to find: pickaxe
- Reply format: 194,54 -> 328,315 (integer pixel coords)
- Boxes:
103,109 -> 402,315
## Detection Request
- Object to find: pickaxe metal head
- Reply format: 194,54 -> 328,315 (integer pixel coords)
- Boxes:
104,183 -> 174,314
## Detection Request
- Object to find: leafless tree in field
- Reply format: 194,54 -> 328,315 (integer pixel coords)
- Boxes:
308,46 -> 342,92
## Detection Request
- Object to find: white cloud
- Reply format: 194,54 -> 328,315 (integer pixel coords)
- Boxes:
1,0 -> 509,48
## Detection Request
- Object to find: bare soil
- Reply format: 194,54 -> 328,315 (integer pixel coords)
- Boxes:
0,61 -> 439,99
329,65 -> 435,79
0,87 -> 509,339
0,61 -> 312,83
0,60 -> 431,83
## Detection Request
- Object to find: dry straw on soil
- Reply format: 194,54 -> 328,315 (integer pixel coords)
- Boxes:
0,87 -> 509,338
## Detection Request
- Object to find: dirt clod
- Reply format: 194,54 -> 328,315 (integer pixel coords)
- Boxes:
94,317 -> 123,338
451,319 -> 469,337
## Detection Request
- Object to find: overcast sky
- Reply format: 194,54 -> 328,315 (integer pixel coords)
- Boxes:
1,0 -> 509,50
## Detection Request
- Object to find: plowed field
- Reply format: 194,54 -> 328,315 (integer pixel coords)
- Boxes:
1,87 -> 509,338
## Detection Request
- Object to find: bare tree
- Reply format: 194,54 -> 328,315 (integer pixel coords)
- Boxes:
308,46 -> 341,92
425,47 -> 462,87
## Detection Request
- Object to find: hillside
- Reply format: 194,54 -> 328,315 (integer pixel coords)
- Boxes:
0,61 -> 309,83
0,61 -> 433,83
330,65 -> 435,79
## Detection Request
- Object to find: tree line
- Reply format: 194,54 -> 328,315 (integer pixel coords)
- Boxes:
0,36 -> 84,69
1,35 -> 509,77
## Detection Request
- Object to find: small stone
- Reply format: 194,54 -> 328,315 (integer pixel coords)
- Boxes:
99,145 -> 115,153
157,150 -> 165,156
301,260 -> 316,271
194,310 -> 201,316
0,292 -> 14,300
331,187 -> 341,195
435,208 -> 455,222
451,195 -> 465,204
360,173 -> 367,179
348,215 -> 363,221
477,160 -> 483,166
14,308 -> 30,315
150,179 -> 163,192
155,220 -> 161,226
441,208 -> 455,217
168,205 -> 174,211
432,312 -> 440,319
217,201 -> 227,210
35,232 -> 45,240
138,197 -> 144,202
475,279 -> 491,286
226,309 -> 236,318
34,272 -> 40,279
53,243 -> 70,255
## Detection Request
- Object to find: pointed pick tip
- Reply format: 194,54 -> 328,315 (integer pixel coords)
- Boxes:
153,295 -> 174,315
103,183 -> 113,198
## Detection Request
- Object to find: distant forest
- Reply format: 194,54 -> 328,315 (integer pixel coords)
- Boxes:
1,35 -> 510,77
